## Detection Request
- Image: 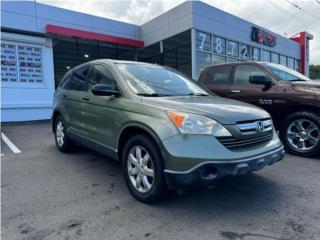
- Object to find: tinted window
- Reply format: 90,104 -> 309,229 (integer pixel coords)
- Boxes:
212,55 -> 226,65
240,44 -> 250,60
280,55 -> 287,66
252,48 -> 260,61
196,31 -> 211,51
271,53 -> 279,63
203,66 -> 232,84
227,40 -> 239,57
64,66 -> 90,91
88,65 -> 118,90
196,51 -> 211,79
261,50 -> 271,62
212,36 -> 226,55
60,71 -> 72,89
234,65 -> 266,84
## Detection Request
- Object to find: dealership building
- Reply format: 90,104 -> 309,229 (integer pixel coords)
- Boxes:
1,1 -> 313,122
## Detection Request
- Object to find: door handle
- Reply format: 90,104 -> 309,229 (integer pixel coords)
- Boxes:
230,89 -> 241,93
82,97 -> 90,101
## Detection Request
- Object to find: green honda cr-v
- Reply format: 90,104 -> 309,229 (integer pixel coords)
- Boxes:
52,59 -> 284,203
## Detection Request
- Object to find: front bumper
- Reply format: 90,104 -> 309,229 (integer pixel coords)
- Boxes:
164,146 -> 285,189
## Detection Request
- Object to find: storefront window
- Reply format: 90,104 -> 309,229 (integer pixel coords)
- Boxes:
196,31 -> 211,52
177,45 -> 192,76
252,47 -> 260,61
193,28 -> 298,79
212,36 -> 226,55
212,55 -> 226,64
1,43 -> 18,83
227,58 -> 238,63
239,44 -> 250,60
280,55 -> 287,66
1,43 -> 43,84
261,50 -> 271,62
118,45 -> 136,60
295,59 -> 300,72
137,30 -> 192,76
196,51 -> 211,79
288,57 -> 294,69
271,53 -> 279,63
53,37 -> 137,86
227,40 -> 239,58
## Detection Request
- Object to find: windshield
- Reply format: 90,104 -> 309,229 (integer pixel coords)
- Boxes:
116,63 -> 209,96
262,63 -> 310,81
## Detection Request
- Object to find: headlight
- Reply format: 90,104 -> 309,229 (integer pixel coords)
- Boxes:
167,111 -> 231,137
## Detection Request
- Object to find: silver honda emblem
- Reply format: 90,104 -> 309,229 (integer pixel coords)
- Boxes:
256,121 -> 264,132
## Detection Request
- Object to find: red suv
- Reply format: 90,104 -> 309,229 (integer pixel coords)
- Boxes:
199,62 -> 320,157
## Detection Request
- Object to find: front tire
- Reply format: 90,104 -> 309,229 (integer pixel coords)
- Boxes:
280,111 -> 320,157
122,134 -> 168,203
54,115 -> 73,153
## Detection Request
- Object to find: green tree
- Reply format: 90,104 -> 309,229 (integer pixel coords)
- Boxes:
310,65 -> 320,79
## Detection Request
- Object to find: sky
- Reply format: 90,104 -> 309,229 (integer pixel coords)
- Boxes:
37,0 -> 320,65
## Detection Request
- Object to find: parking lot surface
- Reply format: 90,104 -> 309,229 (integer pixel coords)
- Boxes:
1,122 -> 320,240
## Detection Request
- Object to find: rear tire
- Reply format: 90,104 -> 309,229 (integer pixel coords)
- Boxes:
54,115 -> 73,153
122,134 -> 168,203
280,111 -> 320,157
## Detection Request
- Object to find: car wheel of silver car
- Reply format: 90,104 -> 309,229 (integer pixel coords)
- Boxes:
56,121 -> 65,147
281,111 -> 320,157
127,146 -> 154,193
54,115 -> 73,152
122,134 -> 168,203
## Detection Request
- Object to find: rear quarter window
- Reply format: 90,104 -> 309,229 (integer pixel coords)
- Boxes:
203,66 -> 232,84
59,72 -> 71,89
61,65 -> 90,91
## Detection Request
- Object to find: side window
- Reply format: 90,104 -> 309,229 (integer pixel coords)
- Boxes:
234,65 -> 266,84
64,66 -> 90,91
59,72 -> 71,89
88,65 -> 118,90
203,66 -> 232,84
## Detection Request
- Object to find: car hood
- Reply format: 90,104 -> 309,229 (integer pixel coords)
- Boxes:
142,96 -> 270,125
291,80 -> 320,99
291,80 -> 320,88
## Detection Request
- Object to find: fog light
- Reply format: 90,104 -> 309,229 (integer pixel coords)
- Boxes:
200,167 -> 218,180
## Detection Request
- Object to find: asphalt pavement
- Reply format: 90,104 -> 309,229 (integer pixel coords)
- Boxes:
1,122 -> 320,240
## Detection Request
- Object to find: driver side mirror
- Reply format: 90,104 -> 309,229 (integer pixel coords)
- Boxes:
249,75 -> 273,86
91,84 -> 120,97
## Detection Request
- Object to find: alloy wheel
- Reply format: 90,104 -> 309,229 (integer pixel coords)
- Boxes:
127,146 -> 154,193
56,121 -> 65,147
286,119 -> 320,152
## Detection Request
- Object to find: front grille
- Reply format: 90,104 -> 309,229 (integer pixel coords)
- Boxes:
217,131 -> 274,151
237,119 -> 273,135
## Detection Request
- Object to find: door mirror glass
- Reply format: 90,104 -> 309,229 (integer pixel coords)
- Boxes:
249,75 -> 273,86
91,84 -> 120,96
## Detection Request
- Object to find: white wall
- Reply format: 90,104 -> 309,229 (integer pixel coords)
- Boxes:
191,1 -> 301,59
1,1 -> 141,40
1,32 -> 55,122
141,1 -> 193,46
1,1 -> 142,122
140,1 -> 300,59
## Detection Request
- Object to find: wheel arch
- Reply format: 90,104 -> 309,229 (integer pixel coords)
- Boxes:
117,123 -> 166,164
51,110 -> 62,132
275,105 -> 320,129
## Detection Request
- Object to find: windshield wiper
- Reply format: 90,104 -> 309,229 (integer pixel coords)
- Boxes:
290,79 -> 307,82
136,93 -> 172,97
136,93 -> 160,97
188,93 -> 209,96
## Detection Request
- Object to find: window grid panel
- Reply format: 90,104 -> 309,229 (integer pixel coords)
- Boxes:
194,30 -> 302,76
